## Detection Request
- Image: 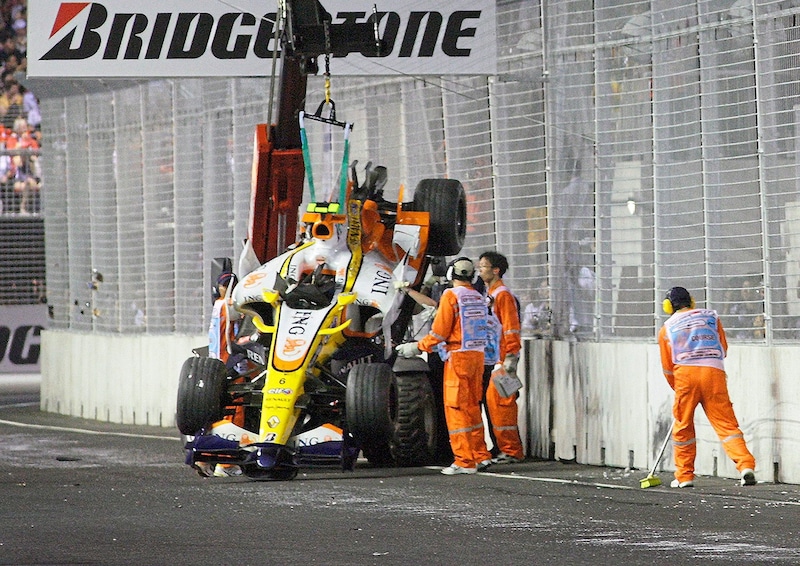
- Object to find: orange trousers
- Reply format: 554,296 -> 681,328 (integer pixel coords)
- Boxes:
443,350 -> 492,469
672,365 -> 755,483
485,376 -> 524,459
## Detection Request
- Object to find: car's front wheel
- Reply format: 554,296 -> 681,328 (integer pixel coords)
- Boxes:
346,363 -> 395,466
176,356 -> 227,435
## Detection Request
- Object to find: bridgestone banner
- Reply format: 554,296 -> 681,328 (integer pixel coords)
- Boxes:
0,305 -> 48,373
28,0 -> 496,77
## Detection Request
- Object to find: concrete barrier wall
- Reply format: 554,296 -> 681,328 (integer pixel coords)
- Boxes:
40,329 -> 800,483
40,329 -> 205,427
522,340 -> 800,484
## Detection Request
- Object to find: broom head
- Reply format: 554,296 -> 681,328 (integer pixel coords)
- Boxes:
640,474 -> 662,488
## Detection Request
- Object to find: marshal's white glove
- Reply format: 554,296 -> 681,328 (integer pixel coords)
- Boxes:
503,353 -> 520,373
396,342 -> 422,358
393,281 -> 410,293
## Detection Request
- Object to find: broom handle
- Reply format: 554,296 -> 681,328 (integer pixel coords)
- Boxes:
649,422 -> 673,477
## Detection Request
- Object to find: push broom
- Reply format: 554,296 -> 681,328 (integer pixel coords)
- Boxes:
640,423 -> 673,489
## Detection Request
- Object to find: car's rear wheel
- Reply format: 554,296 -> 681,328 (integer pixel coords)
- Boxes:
176,356 -> 227,435
390,371 -> 437,466
346,363 -> 440,467
413,178 -> 467,256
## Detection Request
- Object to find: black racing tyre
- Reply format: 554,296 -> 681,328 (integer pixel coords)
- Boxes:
243,466 -> 299,481
390,371 -> 438,467
413,178 -> 467,256
176,356 -> 227,435
346,363 -> 395,466
422,352 -> 453,464
361,441 -> 394,467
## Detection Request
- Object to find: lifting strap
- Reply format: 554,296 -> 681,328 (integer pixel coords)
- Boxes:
299,48 -> 353,207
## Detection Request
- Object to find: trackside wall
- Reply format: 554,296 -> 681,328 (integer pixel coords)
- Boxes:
520,340 -> 800,485
40,329 -> 800,484
40,330 -> 204,427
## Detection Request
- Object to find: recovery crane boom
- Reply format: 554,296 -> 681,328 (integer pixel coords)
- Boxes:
249,1 -> 382,263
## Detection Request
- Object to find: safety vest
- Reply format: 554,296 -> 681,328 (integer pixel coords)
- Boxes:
436,285 -> 487,360
484,284 -> 517,365
484,303 -> 503,366
664,308 -> 725,370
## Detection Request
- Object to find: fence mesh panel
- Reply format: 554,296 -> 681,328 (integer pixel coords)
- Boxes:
32,0 -> 800,344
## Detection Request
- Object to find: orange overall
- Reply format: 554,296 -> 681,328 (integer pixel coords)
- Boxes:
419,285 -> 492,469
484,281 -> 524,459
658,308 -> 755,484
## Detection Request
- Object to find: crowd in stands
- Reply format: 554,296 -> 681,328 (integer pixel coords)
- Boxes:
0,0 -> 40,216
0,1 -> 45,307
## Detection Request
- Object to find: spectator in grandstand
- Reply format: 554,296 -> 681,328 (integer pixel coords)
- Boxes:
21,83 -> 39,129
12,25 -> 24,68
0,12 -> 12,44
0,77 -> 24,129
11,153 -> 38,214
5,4 -> 26,72
10,115 -> 38,149
10,6 -> 25,38
727,277 -> 765,340
0,139 -> 12,213
567,237 -> 596,337
522,279 -> 551,337
1,52 -> 19,83
8,1 -> 26,25
3,115 -> 40,214
0,34 -> 24,69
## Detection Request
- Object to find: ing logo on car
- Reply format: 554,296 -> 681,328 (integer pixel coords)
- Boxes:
283,338 -> 306,355
243,272 -> 268,288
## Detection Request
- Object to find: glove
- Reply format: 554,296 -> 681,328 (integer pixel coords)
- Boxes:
396,342 -> 422,358
503,353 -> 520,373
393,281 -> 410,293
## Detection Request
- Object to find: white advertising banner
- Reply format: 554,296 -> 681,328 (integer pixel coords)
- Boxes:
0,305 -> 49,374
28,0 -> 496,78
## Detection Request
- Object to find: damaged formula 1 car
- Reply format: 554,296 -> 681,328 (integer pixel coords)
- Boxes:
176,163 -> 467,480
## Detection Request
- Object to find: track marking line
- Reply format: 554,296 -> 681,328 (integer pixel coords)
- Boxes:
0,402 -> 39,409
425,467 -> 636,490
425,467 -> 800,506
0,418 -> 180,441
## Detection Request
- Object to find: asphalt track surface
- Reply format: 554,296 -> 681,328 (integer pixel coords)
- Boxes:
2,378 -> 800,565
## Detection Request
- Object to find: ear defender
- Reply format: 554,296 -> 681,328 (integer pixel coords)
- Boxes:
663,287 -> 695,314
446,257 -> 475,282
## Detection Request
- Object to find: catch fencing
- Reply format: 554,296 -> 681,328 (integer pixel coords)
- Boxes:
37,0 -> 800,344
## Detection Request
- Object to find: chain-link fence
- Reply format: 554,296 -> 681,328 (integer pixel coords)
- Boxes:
0,144 -> 45,306
37,0 -> 800,344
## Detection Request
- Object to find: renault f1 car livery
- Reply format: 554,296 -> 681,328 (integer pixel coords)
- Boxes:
177,164 -> 466,479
